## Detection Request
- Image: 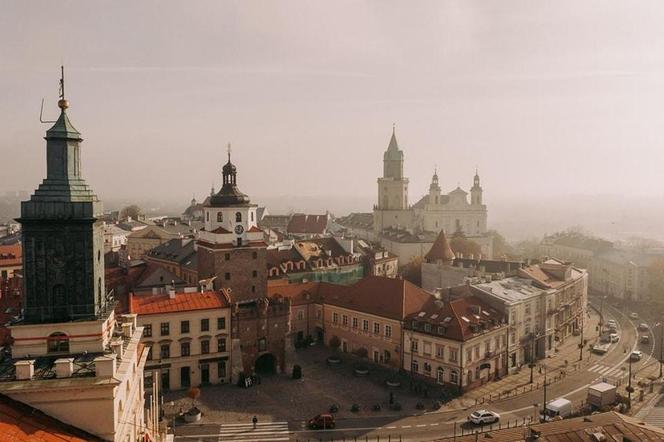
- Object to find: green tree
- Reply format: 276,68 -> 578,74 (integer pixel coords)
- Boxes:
401,256 -> 423,287
120,204 -> 142,220
449,231 -> 482,258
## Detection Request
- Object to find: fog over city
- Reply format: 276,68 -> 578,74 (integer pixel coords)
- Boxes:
3,1 -> 664,241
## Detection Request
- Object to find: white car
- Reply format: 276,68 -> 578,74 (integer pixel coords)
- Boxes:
610,333 -> 620,343
630,350 -> 642,361
468,410 -> 500,425
630,313 -> 639,320
607,319 -> 617,327
638,323 -> 649,331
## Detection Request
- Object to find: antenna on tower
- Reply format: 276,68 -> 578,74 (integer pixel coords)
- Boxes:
39,65 -> 66,123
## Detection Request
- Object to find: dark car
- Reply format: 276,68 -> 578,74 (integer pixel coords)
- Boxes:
308,414 -> 336,430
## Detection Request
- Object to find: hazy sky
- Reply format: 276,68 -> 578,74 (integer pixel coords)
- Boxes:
2,1 -> 664,213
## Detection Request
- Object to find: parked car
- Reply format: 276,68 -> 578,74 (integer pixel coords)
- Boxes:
610,333 -> 620,343
600,334 -> 611,343
542,398 -> 573,421
468,410 -> 500,425
641,335 -> 651,344
638,323 -> 650,331
630,350 -> 642,361
308,414 -> 336,429
630,312 -> 639,320
607,319 -> 618,327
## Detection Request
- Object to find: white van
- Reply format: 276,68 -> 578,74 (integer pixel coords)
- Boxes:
543,398 -> 573,421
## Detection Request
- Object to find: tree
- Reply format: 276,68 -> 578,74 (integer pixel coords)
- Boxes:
329,335 -> 341,352
449,231 -> 482,258
401,256 -> 423,287
187,386 -> 201,409
353,347 -> 368,358
488,230 -> 516,259
120,204 -> 142,220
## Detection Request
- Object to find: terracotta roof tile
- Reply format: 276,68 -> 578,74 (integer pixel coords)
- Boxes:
324,276 -> 431,321
0,244 -> 21,268
425,230 -> 455,263
287,214 -> 328,234
0,393 -> 102,441
130,290 -> 230,315
211,226 -> 232,234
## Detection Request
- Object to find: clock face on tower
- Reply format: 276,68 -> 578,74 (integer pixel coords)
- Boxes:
234,224 -> 244,234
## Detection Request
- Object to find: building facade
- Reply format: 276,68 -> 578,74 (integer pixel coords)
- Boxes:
403,294 -> 508,392
131,290 -> 232,390
371,128 -> 493,259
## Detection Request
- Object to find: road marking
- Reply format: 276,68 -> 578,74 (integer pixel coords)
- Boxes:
401,425 -> 412,428
430,423 -> 439,426
386,426 -> 397,429
416,424 -> 426,427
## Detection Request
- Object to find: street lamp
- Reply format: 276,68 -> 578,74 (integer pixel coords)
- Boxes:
540,364 -> 548,422
529,333 -> 537,384
579,306 -> 585,362
657,322 -> 663,379
626,355 -> 634,409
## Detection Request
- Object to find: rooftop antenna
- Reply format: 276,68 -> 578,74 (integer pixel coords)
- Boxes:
40,65 -> 66,124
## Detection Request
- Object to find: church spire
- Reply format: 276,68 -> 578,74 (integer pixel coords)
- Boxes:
209,142 -> 250,207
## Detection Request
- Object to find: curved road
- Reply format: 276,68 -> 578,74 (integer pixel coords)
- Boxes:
175,299 -> 658,441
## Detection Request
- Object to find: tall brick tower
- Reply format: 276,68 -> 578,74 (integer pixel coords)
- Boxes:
197,144 -> 268,301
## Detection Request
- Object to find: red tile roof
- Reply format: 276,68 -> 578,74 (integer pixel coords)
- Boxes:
0,244 -> 21,268
129,290 -> 231,315
0,393 -> 103,441
211,226 -> 232,234
268,281 -> 326,305
406,291 -> 506,341
425,230 -> 455,263
247,226 -> 262,233
323,276 -> 431,321
287,214 -> 328,234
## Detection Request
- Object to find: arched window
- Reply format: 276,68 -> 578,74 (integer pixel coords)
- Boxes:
217,212 -> 223,222
206,212 -> 209,222
235,212 -> 242,222
251,211 -> 254,222
437,367 -> 444,384
47,332 -> 69,353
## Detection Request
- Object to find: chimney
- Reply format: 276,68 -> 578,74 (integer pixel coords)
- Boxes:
14,360 -> 34,380
111,339 -> 124,359
55,358 -> 74,378
94,354 -> 117,378
121,321 -> 133,338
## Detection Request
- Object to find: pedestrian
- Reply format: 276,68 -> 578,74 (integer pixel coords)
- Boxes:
252,415 -> 258,429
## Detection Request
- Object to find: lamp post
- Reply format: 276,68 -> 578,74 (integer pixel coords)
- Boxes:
540,364 -> 548,422
626,356 -> 634,409
529,332 -> 537,384
657,322 -> 663,379
598,295 -> 606,338
579,306 -> 585,362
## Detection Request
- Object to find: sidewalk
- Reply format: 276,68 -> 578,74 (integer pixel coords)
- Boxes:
445,310 -> 600,410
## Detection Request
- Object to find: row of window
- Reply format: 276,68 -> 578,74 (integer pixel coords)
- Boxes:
410,339 -> 458,362
206,211 -> 254,223
224,252 -> 259,260
143,317 -> 226,338
149,336 -> 227,360
332,313 -> 392,338
410,360 -> 460,384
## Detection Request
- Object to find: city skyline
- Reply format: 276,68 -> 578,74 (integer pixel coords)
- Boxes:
3,1 -> 664,206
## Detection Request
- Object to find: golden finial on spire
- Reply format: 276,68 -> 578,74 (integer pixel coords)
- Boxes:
57,65 -> 69,110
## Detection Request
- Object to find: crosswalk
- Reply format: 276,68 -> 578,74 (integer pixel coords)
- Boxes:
588,363 -> 628,380
217,421 -> 290,441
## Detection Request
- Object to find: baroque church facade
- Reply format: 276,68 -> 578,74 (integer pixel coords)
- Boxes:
340,128 -> 493,263
374,128 -> 488,237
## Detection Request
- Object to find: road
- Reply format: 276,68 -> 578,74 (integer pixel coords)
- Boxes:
174,298 -> 660,441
